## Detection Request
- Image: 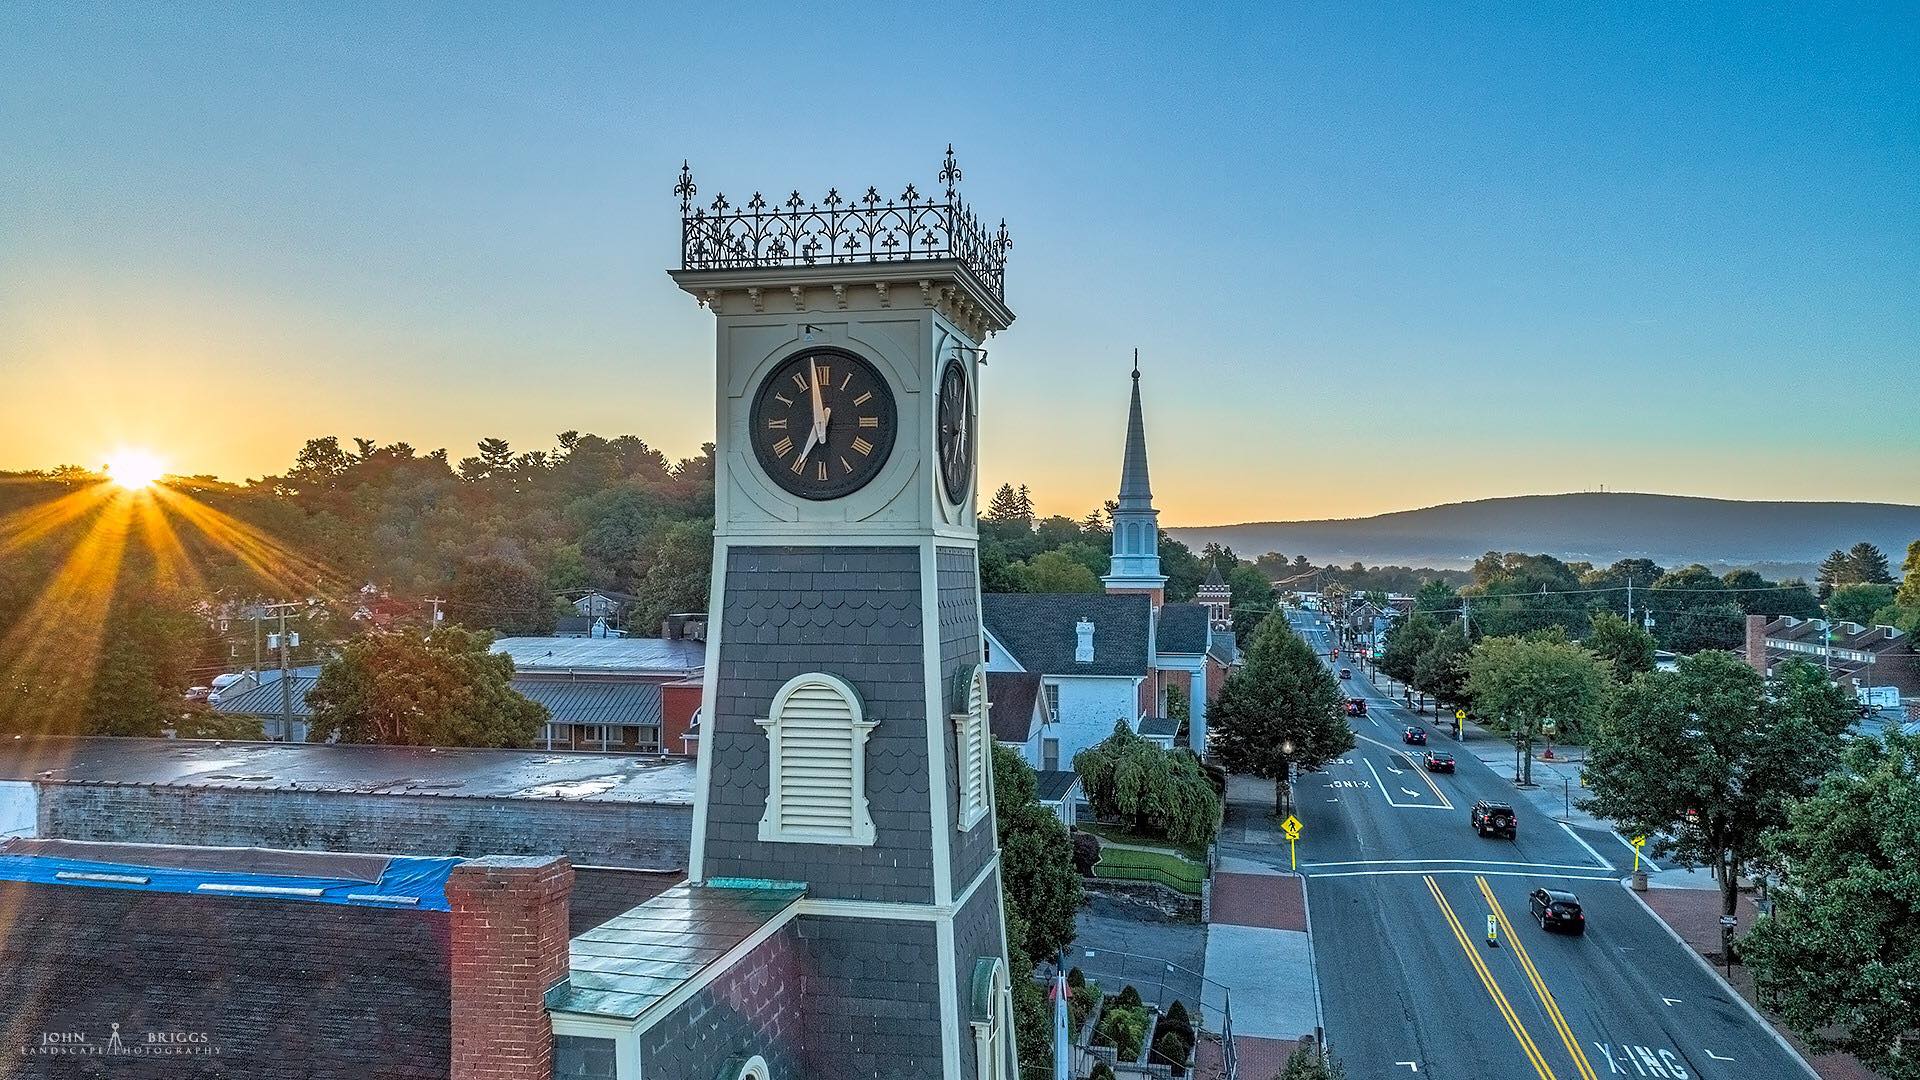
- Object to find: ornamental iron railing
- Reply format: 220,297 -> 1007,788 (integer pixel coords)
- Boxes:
676,146 -> 1009,302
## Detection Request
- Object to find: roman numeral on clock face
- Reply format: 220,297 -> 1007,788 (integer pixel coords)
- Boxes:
852,391 -> 871,406
858,416 -> 878,428
772,436 -> 793,457
852,437 -> 873,456
766,418 -> 787,429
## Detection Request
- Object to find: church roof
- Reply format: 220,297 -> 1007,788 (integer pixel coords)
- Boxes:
1201,563 -> 1227,590
1156,603 -> 1210,654
981,593 -> 1152,678
1117,365 -> 1153,509
987,672 -> 1045,743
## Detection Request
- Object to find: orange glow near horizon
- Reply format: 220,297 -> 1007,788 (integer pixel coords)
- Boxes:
105,449 -> 166,490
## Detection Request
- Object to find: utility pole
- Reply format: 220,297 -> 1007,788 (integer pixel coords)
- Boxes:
425,597 -> 445,631
261,601 -> 302,740
1625,577 -> 1632,627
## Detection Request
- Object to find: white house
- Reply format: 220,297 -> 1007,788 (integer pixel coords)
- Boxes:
983,593 -> 1153,769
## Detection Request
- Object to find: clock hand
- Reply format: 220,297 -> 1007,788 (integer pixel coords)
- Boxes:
809,358 -> 826,433
796,423 -> 820,465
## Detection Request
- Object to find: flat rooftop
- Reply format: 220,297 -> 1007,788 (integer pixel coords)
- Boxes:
0,737 -> 698,806
492,635 -> 707,675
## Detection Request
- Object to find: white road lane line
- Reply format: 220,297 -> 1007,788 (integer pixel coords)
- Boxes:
1302,858 -> 1612,871
1612,830 -> 1661,872
1559,820 -> 1613,870
1308,868 -> 1620,881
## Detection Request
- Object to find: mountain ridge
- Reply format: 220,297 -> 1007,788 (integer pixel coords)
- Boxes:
1167,492 -> 1920,575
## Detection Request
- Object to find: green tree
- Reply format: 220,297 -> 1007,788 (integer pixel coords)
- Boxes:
1378,612 -> 1440,688
1073,723 -> 1221,845
1827,582 -> 1896,624
307,626 -> 547,747
1277,1045 -> 1349,1080
1743,731 -> 1920,1079
1413,622 -> 1472,708
1414,578 -> 1460,619
446,552 -> 555,636
1227,562 -> 1277,638
1583,611 -> 1656,681
993,745 -> 1082,963
630,517 -> 714,628
1210,615 -> 1354,813
1898,540 -> 1920,608
1580,654 -> 1852,917
1647,564 -> 1743,653
1021,549 -> 1103,593
1462,635 -> 1610,785
985,483 -> 1031,526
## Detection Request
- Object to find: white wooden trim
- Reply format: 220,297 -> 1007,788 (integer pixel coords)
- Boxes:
922,542 -> 957,906
792,855 -> 1000,923
982,628 -> 1023,672
686,534 -> 728,883
757,672 -> 877,846
549,1014 -> 641,1080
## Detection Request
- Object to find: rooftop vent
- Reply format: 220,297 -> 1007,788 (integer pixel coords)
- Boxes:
1075,619 -> 1095,664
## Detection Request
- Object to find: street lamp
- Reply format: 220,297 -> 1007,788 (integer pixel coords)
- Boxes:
1280,739 -> 1296,816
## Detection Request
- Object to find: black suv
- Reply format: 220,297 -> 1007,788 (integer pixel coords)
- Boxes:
1528,888 -> 1585,934
1471,800 -> 1517,839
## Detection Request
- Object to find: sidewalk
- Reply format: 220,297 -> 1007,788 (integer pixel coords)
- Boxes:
1634,884 -> 1884,1080
1196,774 -> 1320,1076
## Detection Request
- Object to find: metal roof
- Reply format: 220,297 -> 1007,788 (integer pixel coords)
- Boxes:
492,636 -> 707,675
546,880 -> 805,1020
214,676 -> 320,719
0,737 -> 698,805
1138,715 -> 1180,738
1034,770 -> 1080,804
1156,603 -> 1210,654
512,681 -> 663,728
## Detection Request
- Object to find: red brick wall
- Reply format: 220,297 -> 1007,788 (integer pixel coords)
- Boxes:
1745,615 -> 1768,675
1138,674 -> 1156,717
1205,657 -> 1227,704
661,680 -> 703,756
447,855 -> 573,1080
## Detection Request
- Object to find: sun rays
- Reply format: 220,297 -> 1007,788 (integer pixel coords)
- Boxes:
0,474 -> 346,734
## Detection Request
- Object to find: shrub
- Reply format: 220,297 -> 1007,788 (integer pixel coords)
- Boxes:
1153,1030 -> 1193,1074
1155,1012 -> 1194,1050
1116,984 -> 1143,1009
1072,830 -> 1103,875
1090,1065 -> 1115,1080
1073,721 -> 1222,846
1095,1002 -> 1151,1061
1069,982 -> 1101,1033
1067,966 -> 1086,989
1165,999 -> 1190,1028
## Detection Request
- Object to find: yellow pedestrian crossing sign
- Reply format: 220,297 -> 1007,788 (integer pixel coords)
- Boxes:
1455,709 -> 1467,721
1281,815 -> 1303,840
1631,834 -> 1646,872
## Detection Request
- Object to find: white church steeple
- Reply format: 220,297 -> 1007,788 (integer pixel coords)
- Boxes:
1103,352 -> 1167,605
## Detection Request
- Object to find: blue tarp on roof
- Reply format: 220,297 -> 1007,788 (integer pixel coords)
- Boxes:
0,839 -> 459,911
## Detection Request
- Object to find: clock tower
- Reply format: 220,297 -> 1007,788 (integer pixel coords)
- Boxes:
670,151 -> 1017,1079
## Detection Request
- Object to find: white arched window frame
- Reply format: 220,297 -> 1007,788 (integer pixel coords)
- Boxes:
969,957 -> 1012,1080
733,1055 -> 771,1080
952,664 -> 991,831
757,672 -> 878,846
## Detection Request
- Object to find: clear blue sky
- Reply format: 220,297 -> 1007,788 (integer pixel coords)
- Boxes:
2,2 -> 1914,522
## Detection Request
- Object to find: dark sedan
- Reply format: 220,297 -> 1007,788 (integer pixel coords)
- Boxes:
1422,750 -> 1454,772
1528,888 -> 1586,934
1401,726 -> 1427,746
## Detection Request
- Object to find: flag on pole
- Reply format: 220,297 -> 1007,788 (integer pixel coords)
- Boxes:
1053,954 -> 1071,1080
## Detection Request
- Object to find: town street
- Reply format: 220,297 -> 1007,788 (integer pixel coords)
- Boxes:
1261,613 -> 1813,1080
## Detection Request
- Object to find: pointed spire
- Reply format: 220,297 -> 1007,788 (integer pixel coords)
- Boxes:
1118,350 -> 1152,509
1202,562 -> 1226,590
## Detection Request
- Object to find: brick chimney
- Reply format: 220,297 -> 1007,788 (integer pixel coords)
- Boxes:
1745,614 -> 1769,676
447,855 -> 573,1080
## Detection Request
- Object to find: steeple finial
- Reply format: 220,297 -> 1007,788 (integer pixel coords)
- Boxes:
1132,348 -> 1139,380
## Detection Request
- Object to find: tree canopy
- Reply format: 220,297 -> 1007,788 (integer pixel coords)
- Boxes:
1210,615 -> 1354,811
1743,731 -> 1920,1079
1584,611 -> 1655,681
1580,653 -> 1853,917
306,625 -> 547,747
1462,634 -> 1610,784
1073,722 -> 1221,846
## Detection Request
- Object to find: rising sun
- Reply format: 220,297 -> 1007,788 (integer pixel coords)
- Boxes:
105,449 -> 166,490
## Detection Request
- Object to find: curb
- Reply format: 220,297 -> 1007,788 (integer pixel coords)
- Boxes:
1300,875 -> 1326,1051
1619,878 -> 1819,1080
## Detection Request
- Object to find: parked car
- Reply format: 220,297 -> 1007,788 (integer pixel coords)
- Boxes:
1471,800 -> 1517,839
1345,698 -> 1368,716
1422,750 -> 1454,773
183,686 -> 212,703
1401,726 -> 1427,746
1528,888 -> 1585,934
1339,667 -> 1352,679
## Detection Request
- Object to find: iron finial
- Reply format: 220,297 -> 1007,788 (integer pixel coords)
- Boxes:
675,161 -> 696,214
1133,348 -> 1140,379
940,144 -> 962,199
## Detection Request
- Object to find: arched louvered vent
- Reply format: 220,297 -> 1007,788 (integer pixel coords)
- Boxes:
758,672 -> 877,845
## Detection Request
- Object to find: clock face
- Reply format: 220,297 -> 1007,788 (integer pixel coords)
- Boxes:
749,347 -> 898,500
936,358 -> 973,504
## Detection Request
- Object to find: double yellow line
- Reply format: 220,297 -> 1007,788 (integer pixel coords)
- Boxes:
1425,875 -> 1559,1079
1478,876 -> 1599,1080
1423,875 -> 1598,1080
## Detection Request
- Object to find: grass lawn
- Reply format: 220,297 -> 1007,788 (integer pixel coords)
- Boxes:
1092,846 -> 1207,896
1080,822 -> 1210,863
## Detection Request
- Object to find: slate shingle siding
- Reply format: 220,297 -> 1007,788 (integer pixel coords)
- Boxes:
952,867 -> 1012,1079
704,547 -> 934,903
638,925 -> 802,1080
938,546 -> 998,894
0,880 -> 450,1080
553,1035 -> 618,1080
37,784 -> 691,872
790,916 -> 944,1077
